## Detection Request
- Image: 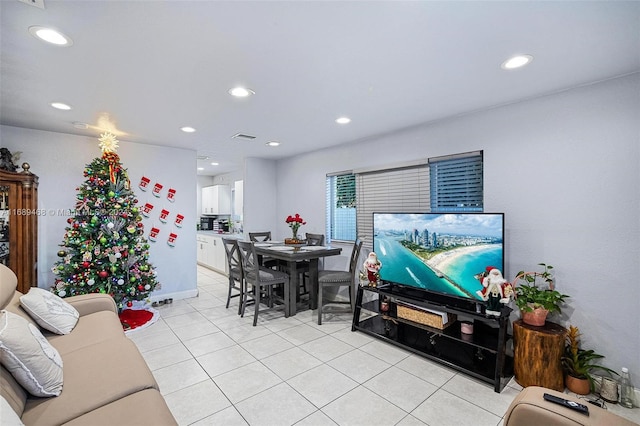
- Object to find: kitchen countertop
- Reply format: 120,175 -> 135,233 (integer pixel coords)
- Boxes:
196,231 -> 244,239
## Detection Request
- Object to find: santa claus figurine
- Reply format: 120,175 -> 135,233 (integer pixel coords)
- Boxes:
476,268 -> 513,316
363,252 -> 382,287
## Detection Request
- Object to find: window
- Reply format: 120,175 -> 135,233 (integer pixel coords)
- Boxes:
325,173 -> 356,242
429,151 -> 483,212
326,151 -> 483,244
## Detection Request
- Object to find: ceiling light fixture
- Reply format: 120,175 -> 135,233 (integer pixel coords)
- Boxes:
180,126 -> 196,133
50,102 -> 72,110
336,117 -> 351,124
228,87 -> 255,97
197,167 -> 204,171
266,141 -> 280,147
72,121 -> 89,129
211,162 -> 219,166
501,54 -> 533,70
29,26 -> 73,46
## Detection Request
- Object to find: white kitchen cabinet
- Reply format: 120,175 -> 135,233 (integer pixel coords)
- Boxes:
196,235 -> 209,265
196,233 -> 228,274
202,185 -> 231,215
209,235 -> 227,273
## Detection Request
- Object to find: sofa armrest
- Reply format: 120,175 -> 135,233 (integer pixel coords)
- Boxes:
65,293 -> 118,316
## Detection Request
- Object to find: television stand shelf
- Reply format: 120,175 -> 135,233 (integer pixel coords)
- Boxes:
352,283 -> 514,393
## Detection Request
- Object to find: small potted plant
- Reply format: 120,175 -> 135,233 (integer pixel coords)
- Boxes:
513,263 -> 569,326
284,213 -> 306,244
561,325 -> 617,394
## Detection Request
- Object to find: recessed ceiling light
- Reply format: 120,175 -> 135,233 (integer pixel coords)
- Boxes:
72,121 -> 88,129
210,162 -> 219,166
51,102 -> 72,110
180,126 -> 196,133
336,117 -> 351,124
501,54 -> 533,70
29,26 -> 73,46
228,87 -> 255,97
266,141 -> 280,147
197,167 -> 204,171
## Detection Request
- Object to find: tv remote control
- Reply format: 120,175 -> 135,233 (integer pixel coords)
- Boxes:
543,393 -> 589,416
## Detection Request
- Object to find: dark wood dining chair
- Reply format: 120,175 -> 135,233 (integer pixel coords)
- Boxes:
298,233 -> 325,296
237,241 -> 290,326
248,231 -> 272,242
248,231 -> 279,269
317,238 -> 363,325
222,238 -> 243,315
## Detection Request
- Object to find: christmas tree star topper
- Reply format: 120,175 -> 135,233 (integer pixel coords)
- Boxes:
99,132 -> 119,153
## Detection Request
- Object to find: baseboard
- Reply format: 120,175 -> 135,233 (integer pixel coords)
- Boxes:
149,288 -> 198,303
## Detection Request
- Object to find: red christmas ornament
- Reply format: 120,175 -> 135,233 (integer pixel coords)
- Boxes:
126,301 -> 133,307
137,285 -> 144,291
98,271 -> 108,278
82,261 -> 90,268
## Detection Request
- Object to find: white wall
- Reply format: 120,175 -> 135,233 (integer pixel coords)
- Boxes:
274,73 -> 640,376
243,157 -> 277,236
0,126 -> 198,302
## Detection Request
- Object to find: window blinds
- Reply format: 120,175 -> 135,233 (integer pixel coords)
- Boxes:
356,164 -> 430,253
429,151 -> 483,212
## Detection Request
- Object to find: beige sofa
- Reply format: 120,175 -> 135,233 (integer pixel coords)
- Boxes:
0,264 -> 177,426
504,386 -> 637,426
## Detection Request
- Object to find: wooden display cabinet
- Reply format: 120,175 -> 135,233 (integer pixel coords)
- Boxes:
0,165 -> 39,293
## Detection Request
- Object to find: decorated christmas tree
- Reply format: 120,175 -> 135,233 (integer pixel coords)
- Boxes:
52,132 -> 159,310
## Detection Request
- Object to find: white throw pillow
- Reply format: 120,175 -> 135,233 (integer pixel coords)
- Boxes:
0,310 -> 64,397
1,395 -> 25,426
20,287 -> 79,335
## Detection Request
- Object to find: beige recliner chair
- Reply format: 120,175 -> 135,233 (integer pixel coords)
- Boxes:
504,386 -> 637,426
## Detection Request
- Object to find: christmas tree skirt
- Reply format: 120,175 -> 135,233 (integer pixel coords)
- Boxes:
119,304 -> 159,334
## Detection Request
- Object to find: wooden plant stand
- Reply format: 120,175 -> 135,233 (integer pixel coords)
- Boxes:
513,319 -> 566,391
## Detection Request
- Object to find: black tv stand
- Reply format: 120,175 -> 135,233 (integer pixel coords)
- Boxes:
352,283 -> 514,393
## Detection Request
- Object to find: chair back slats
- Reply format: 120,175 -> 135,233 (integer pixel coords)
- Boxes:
305,233 -> 325,246
222,238 -> 243,313
237,241 -> 259,282
349,239 -> 364,275
222,238 -> 241,272
249,232 -> 271,242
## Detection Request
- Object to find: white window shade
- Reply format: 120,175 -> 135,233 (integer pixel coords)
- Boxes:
356,164 -> 430,253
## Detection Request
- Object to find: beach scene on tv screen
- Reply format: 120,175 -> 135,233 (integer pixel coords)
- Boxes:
373,213 -> 504,300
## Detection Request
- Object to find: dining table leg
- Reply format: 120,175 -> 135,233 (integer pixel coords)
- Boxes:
286,260 -> 299,317
308,258 -> 319,310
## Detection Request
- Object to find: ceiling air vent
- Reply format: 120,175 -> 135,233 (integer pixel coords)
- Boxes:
19,0 -> 45,9
231,133 -> 257,141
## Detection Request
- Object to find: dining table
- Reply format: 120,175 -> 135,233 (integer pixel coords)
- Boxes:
253,242 -> 342,317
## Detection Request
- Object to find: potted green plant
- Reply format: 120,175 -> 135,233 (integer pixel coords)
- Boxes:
513,263 -> 569,326
561,325 -> 617,394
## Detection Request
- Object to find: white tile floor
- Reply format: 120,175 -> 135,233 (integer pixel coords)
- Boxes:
127,266 -> 640,426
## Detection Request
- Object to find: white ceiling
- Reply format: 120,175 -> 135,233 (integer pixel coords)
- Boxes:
1,1 -> 639,175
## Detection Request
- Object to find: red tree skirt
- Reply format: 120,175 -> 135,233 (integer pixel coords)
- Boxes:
119,308 -> 154,331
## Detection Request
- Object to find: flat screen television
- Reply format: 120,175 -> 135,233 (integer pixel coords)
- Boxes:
373,212 -> 504,308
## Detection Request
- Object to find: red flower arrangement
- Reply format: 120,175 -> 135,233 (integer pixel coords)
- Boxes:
285,213 -> 306,239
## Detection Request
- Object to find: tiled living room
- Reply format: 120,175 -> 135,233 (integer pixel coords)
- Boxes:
1,1 -> 639,425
